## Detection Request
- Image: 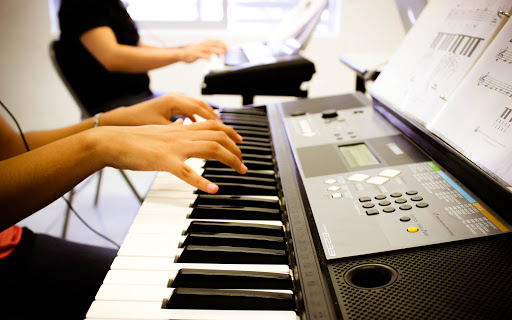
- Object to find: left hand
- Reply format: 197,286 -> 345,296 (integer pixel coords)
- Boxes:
100,92 -> 219,126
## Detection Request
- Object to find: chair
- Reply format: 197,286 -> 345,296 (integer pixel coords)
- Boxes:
49,39 -> 144,238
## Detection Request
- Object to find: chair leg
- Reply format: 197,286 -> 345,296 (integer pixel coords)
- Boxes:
62,188 -> 74,239
94,169 -> 103,206
118,169 -> 144,203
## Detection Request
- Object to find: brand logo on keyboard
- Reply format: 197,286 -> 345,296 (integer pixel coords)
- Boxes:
322,225 -> 336,257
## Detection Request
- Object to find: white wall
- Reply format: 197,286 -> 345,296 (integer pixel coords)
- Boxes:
0,0 -> 406,132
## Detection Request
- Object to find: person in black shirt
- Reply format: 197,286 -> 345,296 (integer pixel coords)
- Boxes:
58,0 -> 227,115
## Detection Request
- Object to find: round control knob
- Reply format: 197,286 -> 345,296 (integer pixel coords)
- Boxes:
321,109 -> 338,119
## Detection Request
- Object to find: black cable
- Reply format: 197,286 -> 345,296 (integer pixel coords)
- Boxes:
0,99 -> 30,151
61,196 -> 120,248
0,99 -> 121,248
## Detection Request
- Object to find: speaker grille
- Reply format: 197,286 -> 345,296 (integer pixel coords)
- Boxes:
328,234 -> 512,319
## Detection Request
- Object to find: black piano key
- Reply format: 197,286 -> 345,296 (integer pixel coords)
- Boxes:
239,145 -> 272,155
237,136 -> 270,143
191,194 -> 280,209
176,245 -> 288,264
169,268 -> 292,289
220,110 -> 267,117
221,113 -> 267,119
203,174 -> 276,186
234,129 -> 271,139
204,160 -> 274,171
195,182 -> 277,196
238,153 -> 273,162
188,205 -> 281,220
183,221 -> 284,237
220,108 -> 267,116
221,111 -> 267,118
220,113 -> 268,121
228,125 -> 269,133
202,168 -> 275,179
221,119 -> 268,128
180,232 -> 286,250
237,140 -> 272,148
165,288 -> 295,310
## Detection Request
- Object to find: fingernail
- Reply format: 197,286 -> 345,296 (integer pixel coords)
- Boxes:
236,134 -> 243,142
206,183 -> 218,193
240,163 -> 248,173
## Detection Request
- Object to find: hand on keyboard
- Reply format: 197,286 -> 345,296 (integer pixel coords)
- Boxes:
105,92 -> 219,124
180,39 -> 227,63
96,119 -> 247,194
207,53 -> 227,72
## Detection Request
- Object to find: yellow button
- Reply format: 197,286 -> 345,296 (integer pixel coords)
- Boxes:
407,227 -> 419,233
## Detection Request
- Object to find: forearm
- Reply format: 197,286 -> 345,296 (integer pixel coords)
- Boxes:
104,44 -> 184,73
23,117 -> 95,150
0,130 -> 104,231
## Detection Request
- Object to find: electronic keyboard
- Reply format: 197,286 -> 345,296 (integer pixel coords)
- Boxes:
86,93 -> 512,319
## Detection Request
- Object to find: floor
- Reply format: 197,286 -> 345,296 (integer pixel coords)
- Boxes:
18,168 -> 157,249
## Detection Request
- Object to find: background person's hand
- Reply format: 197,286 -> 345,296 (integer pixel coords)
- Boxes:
180,39 -> 228,63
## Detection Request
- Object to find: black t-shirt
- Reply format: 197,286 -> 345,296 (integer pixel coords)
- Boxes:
58,0 -> 150,112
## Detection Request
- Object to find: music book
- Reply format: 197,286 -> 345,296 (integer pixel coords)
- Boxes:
370,0 -> 512,190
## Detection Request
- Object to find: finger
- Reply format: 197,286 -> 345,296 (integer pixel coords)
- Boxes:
196,51 -> 212,60
189,140 -> 247,174
185,121 -> 243,143
197,102 -> 219,120
171,161 -> 219,193
185,130 -> 243,161
186,101 -> 218,121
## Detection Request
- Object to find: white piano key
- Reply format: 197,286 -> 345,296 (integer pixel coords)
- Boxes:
144,189 -> 198,200
138,197 -> 194,215
95,284 -> 173,302
118,235 -> 184,258
104,270 -> 173,286
128,223 -> 186,234
86,301 -> 298,320
111,256 -> 290,273
133,211 -> 192,223
96,284 -> 293,302
103,267 -> 290,286
132,214 -> 287,225
122,232 -> 185,244
128,216 -> 283,234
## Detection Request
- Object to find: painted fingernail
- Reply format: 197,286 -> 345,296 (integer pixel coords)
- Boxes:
206,183 -> 218,193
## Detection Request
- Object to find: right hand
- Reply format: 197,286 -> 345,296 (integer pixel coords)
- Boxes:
94,119 -> 246,193
180,39 -> 228,63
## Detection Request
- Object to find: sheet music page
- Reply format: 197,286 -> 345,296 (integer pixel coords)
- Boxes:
266,0 -> 328,49
428,19 -> 512,188
371,0 -> 512,125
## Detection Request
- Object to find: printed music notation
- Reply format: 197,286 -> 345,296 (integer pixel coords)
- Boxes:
431,32 -> 484,57
447,7 -> 497,25
496,47 -> 512,63
477,73 -> 512,98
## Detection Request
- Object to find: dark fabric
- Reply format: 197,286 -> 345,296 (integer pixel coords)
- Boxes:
89,89 -> 165,115
58,0 -> 150,114
0,228 -> 117,320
